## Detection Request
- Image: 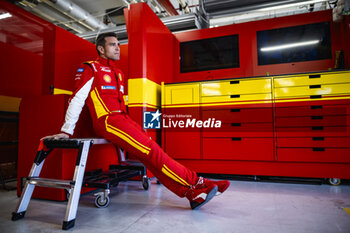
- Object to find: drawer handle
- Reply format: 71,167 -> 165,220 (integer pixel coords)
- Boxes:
231,123 -> 241,127
313,147 -> 325,152
230,109 -> 241,112
309,85 -> 321,89
311,105 -> 322,110
231,137 -> 242,141
309,74 -> 321,79
312,126 -> 324,130
312,137 -> 324,141
231,95 -> 240,98
310,95 -> 322,99
311,116 -> 323,120
230,80 -> 240,84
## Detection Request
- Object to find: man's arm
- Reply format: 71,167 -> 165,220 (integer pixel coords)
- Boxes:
42,64 -> 94,139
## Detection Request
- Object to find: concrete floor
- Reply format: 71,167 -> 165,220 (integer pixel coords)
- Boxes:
1,179 -> 350,233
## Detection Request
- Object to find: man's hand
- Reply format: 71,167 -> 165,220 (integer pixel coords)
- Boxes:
41,133 -> 69,141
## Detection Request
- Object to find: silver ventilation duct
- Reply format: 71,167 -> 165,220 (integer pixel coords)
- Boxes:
21,2 -> 89,33
161,13 -> 197,31
198,0 -> 330,28
201,0 -> 311,18
78,13 -> 198,44
46,0 -> 108,30
78,25 -> 128,44
14,0 -> 108,32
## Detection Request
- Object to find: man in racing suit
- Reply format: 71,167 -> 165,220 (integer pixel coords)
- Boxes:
43,32 -> 229,210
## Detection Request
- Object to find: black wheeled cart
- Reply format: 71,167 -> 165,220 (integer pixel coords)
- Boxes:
82,163 -> 151,208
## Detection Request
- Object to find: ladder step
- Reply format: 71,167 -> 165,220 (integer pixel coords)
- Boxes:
27,177 -> 74,189
43,139 -> 82,149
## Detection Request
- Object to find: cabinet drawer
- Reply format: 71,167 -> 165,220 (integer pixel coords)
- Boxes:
275,98 -> 350,108
164,131 -> 200,159
201,93 -> 272,105
274,72 -> 350,87
275,115 -> 350,127
277,148 -> 350,163
274,83 -> 350,98
203,122 -> 273,137
277,137 -> 350,148
163,83 -> 200,106
202,107 -> 273,123
203,137 -> 274,161
275,104 -> 350,117
202,79 -> 271,96
276,126 -> 350,137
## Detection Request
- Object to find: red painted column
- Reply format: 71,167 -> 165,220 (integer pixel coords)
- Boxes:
125,3 -> 176,143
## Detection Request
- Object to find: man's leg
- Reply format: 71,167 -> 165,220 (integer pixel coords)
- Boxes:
96,114 -> 225,209
99,114 -> 196,197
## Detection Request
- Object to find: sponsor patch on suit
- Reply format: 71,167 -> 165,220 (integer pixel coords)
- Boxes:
103,74 -> 112,83
102,86 -> 116,90
101,67 -> 111,72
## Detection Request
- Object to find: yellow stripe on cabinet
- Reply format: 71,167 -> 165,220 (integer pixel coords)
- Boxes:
128,78 -> 161,109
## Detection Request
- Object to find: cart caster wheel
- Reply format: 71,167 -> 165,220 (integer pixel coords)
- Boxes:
95,195 -> 110,208
328,178 -> 341,186
142,176 -> 151,190
65,189 -> 70,201
156,180 -> 161,185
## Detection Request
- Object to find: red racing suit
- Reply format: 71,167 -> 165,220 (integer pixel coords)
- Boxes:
61,57 -> 198,197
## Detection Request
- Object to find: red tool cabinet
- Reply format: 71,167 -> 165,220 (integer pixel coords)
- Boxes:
161,70 -> 350,180
274,72 -> 350,167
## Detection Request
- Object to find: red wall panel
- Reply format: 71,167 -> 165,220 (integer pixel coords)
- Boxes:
127,3 -> 174,84
0,42 -> 42,97
17,95 -> 66,199
0,1 -> 54,98
174,10 -> 348,83
251,10 -> 336,77
174,22 -> 254,82
51,27 -> 96,93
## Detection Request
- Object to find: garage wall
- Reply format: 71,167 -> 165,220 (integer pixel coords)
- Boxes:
173,10 -> 349,83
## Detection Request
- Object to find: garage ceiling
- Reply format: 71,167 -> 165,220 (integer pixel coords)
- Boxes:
6,0 -> 339,43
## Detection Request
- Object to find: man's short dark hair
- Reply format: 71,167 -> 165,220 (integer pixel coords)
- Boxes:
95,32 -> 118,55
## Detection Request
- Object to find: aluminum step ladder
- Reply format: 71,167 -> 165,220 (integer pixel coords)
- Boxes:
11,138 -> 109,230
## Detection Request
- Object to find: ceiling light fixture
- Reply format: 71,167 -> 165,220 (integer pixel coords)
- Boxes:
257,0 -> 328,12
261,40 -> 320,52
0,12 -> 12,20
